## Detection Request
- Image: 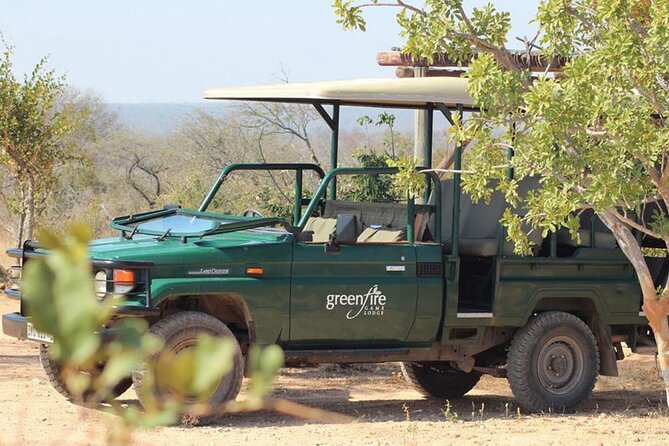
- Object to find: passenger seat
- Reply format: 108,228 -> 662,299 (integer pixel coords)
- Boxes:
357,227 -> 406,243
303,217 -> 337,243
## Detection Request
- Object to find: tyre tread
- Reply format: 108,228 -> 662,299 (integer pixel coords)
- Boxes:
39,344 -> 132,402
507,311 -> 599,412
401,361 -> 481,398
132,311 -> 244,415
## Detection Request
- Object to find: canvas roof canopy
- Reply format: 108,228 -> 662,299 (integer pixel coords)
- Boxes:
204,77 -> 475,109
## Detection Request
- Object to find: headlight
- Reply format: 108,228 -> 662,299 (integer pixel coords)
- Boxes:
112,269 -> 136,294
94,271 -> 108,298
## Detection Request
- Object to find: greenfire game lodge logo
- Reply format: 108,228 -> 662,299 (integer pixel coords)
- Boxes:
325,285 -> 387,319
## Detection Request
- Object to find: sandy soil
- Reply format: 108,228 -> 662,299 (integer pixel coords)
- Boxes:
1,296 -> 668,446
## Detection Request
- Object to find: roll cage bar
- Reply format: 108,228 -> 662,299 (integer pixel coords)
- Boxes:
199,163 -> 325,226
198,98 -> 469,251
307,100 -> 466,251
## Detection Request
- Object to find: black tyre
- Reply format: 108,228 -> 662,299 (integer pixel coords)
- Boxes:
507,311 -> 599,413
132,311 -> 244,421
39,344 -> 132,402
401,361 -> 481,398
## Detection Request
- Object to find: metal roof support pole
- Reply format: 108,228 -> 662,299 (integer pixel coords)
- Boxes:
313,103 -> 340,200
407,195 -> 415,244
423,107 -> 434,203
413,67 -> 428,166
435,102 -> 455,125
329,104 -> 340,200
294,169 -> 303,226
451,103 -> 464,257
499,127 -> 515,256
507,122 -> 516,181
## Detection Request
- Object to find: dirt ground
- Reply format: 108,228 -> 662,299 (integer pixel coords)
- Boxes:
0,296 -> 668,446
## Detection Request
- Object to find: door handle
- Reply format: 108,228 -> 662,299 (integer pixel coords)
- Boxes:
386,265 -> 406,272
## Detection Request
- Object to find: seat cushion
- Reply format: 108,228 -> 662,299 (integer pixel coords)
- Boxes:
357,227 -> 406,243
304,217 -> 337,243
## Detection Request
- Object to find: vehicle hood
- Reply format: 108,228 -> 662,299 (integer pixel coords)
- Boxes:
88,229 -> 292,265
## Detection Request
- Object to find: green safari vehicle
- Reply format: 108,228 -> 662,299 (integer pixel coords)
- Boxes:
2,77 -> 664,413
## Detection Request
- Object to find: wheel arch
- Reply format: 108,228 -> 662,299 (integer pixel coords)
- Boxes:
157,293 -> 256,353
528,298 -> 618,377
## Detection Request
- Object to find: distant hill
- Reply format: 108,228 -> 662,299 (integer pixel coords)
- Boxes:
109,102 -> 419,135
108,102 -> 231,134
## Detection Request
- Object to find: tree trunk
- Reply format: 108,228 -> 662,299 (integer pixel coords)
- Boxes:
24,176 -> 36,242
16,184 -> 26,248
601,210 -> 669,405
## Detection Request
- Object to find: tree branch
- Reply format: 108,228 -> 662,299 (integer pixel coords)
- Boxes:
610,208 -> 663,240
357,1 -> 425,16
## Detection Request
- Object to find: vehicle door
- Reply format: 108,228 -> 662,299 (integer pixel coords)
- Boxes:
289,236 -> 418,347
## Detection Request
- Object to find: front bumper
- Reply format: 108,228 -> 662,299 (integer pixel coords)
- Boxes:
2,307 -> 160,342
2,309 -> 160,344
2,312 -> 28,340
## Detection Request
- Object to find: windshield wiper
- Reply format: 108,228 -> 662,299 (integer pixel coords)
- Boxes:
127,225 -> 139,240
156,228 -> 172,241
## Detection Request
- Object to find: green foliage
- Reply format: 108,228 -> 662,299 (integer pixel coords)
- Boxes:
376,111 -> 398,156
342,148 -> 399,203
387,154 -> 425,199
255,185 -> 295,221
650,209 -> 669,239
246,345 -> 284,404
333,0 -> 367,31
356,115 -> 373,127
0,41 -> 75,242
334,1 -> 510,64
158,173 -> 213,211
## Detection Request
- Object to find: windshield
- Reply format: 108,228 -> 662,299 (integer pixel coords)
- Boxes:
127,214 -> 224,235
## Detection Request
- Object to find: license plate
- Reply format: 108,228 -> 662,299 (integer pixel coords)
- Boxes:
26,322 -> 54,344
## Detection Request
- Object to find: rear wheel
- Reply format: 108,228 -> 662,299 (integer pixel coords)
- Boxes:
401,361 -> 481,398
39,344 -> 132,402
132,311 -> 244,423
507,311 -> 599,413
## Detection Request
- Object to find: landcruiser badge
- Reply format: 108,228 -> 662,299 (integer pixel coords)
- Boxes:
188,268 -> 230,276
326,285 -> 386,319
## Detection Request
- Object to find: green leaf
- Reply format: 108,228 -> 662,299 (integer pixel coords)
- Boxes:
247,345 -> 284,400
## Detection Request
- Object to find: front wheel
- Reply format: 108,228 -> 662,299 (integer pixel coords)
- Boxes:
132,311 -> 244,422
39,344 -> 132,402
507,311 -> 599,412
401,361 -> 481,398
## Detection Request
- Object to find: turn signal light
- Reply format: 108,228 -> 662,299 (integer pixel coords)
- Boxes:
113,269 -> 135,284
246,267 -> 264,276
113,269 -> 135,294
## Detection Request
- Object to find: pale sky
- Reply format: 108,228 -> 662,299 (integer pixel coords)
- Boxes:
1,1 -> 539,103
